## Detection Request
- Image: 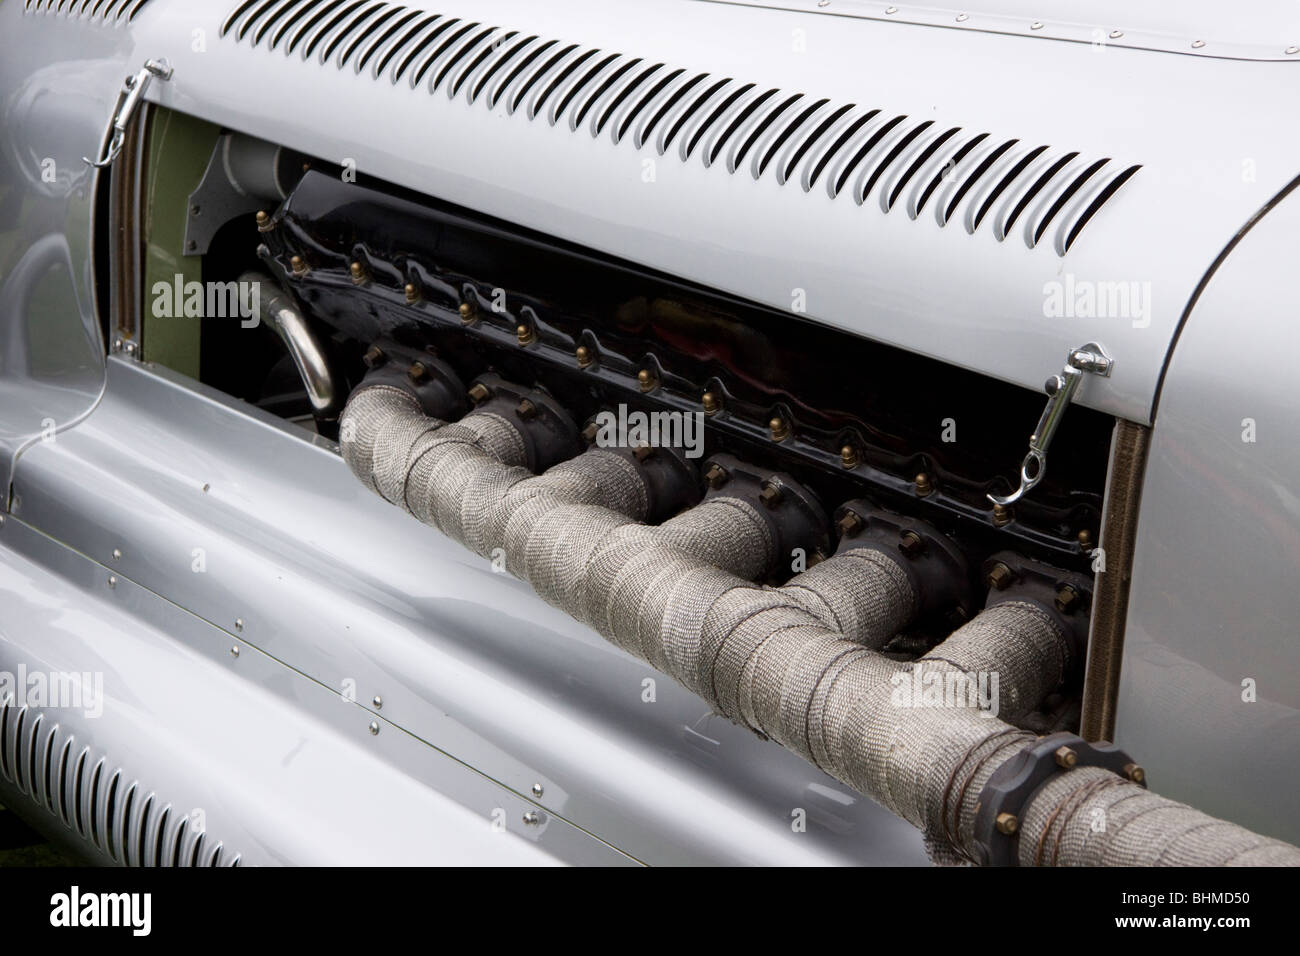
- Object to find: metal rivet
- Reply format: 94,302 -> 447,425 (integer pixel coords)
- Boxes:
107,575 -> 117,589
1109,30 -> 1123,39
914,472 -> 934,497
1287,45 -> 1299,55
531,783 -> 544,798
372,695 -> 382,709
885,5 -> 897,13
817,0 -> 829,6
112,548 -> 122,560
230,646 -> 239,658
769,416 -> 790,442
369,721 -> 380,735
1191,39 -> 1205,49
235,618 -> 244,632
522,811 -> 541,826
956,13 -> 968,22
201,483 -> 211,493
1054,746 -> 1078,769
1030,20 -> 1043,29
995,812 -> 1018,835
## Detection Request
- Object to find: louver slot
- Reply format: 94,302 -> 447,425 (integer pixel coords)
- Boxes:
219,0 -> 1139,254
0,694 -> 243,866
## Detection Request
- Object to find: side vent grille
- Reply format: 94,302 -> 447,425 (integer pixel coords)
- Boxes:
0,695 -> 242,867
219,0 -> 1139,254
21,0 -> 154,24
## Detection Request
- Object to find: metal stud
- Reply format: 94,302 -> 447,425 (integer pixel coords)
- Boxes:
369,720 -> 380,735
769,416 -> 790,442
373,695 -> 383,709
516,323 -> 535,346
404,282 -> 420,304
235,618 -> 244,632
840,444 -> 859,469
575,345 -> 592,368
522,811 -> 541,826
914,472 -> 934,497
531,783 -> 544,798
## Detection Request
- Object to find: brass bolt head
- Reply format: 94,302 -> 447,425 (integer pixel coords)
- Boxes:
575,345 -> 592,367
290,255 -> 307,276
840,445 -> 859,469
516,323 -> 535,346
836,511 -> 864,539
986,562 -> 1014,591
362,345 -> 385,369
516,398 -> 538,421
769,416 -> 790,442
898,530 -> 926,558
404,282 -> 420,304
992,503 -> 1012,526
1055,584 -> 1081,614
758,482 -> 783,510
633,444 -> 655,462
1077,528 -> 1093,549
407,361 -> 428,384
995,812 -> 1019,835
701,391 -> 719,414
255,210 -> 270,229
914,472 -> 934,497
704,463 -> 729,489
637,368 -> 656,391
467,383 -> 490,405
1054,746 -> 1078,769
458,301 -> 476,322
349,260 -> 366,282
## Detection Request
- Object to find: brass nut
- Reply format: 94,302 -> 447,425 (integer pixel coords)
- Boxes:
992,503 -> 1012,526
467,383 -> 490,405
362,345 -> 385,369
704,463 -> 729,489
836,511 -> 864,539
898,530 -> 925,558
633,444 -> 655,462
1054,746 -> 1078,769
575,345 -> 592,368
458,301 -> 476,322
637,369 -> 657,392
407,361 -> 428,384
255,210 -> 272,231
516,323 -> 535,346
840,445 -> 859,469
758,482 -> 783,510
995,812 -> 1019,835
1124,762 -> 1146,784
701,391 -> 720,414
349,260 -> 367,284
914,472 -> 934,497
986,562 -> 1014,591
290,255 -> 308,277
516,398 -> 538,421
1077,528 -> 1093,549
1055,584 -> 1081,614
404,283 -> 420,304
769,416 -> 790,442
581,422 -> 599,444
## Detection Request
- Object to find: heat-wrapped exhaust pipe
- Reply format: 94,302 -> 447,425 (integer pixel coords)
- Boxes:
339,373 -> 1300,867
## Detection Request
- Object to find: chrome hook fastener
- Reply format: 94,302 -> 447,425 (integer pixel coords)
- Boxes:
84,58 -> 173,169
988,343 -> 1113,507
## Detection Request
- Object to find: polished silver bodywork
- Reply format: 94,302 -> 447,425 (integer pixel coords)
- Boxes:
2,0 -> 1298,861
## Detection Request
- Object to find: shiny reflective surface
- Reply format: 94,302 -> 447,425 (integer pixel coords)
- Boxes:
1118,184 -> 1300,846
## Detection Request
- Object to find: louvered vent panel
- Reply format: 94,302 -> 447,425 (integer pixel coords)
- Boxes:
0,694 -> 242,866
219,0 -> 1139,254
22,0 -> 154,24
